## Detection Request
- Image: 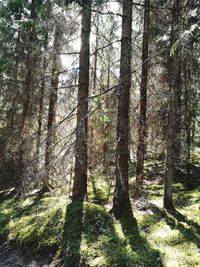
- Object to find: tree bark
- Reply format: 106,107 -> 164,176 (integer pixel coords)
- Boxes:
72,0 -> 92,201
164,0 -> 181,210
112,0 -> 133,219
135,0 -> 150,199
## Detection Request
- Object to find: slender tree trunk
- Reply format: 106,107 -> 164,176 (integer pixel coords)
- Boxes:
8,29 -> 21,134
72,0 -> 92,201
103,59 -> 111,173
44,27 -> 61,187
93,16 -> 99,93
183,60 -> 191,182
112,0 -> 133,219
88,15 -> 99,172
36,34 -> 48,157
135,0 -> 150,199
164,0 -> 181,210
18,0 -> 36,178
172,3 -> 182,160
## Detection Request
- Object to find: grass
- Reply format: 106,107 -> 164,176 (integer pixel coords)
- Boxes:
0,156 -> 200,266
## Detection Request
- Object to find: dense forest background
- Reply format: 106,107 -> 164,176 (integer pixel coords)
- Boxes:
0,0 -> 199,266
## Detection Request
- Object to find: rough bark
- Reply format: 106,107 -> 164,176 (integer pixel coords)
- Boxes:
112,0 -> 133,218
135,0 -> 150,199
164,0 -> 181,210
72,0 -> 92,201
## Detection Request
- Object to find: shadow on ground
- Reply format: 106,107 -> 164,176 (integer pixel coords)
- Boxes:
60,200 -> 163,267
147,203 -> 200,250
60,200 -> 83,267
119,204 -> 163,267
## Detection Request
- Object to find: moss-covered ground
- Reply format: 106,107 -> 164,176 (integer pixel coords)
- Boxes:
0,156 -> 199,266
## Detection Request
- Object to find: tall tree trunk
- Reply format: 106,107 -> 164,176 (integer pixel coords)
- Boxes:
36,34 -> 48,157
103,59 -> 111,174
18,0 -> 36,181
183,59 -> 191,183
88,15 -> 99,172
135,0 -> 150,199
112,0 -> 133,219
93,15 -> 99,93
44,27 -> 61,188
7,29 -> 21,134
164,0 -> 181,210
72,0 -> 92,201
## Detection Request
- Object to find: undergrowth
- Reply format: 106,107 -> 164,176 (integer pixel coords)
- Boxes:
0,155 -> 200,266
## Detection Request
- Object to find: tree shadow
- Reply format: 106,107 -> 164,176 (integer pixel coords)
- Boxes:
82,202 -> 146,266
165,208 -> 200,249
147,203 -> 200,250
119,203 -> 164,267
60,200 -> 83,267
167,208 -> 200,230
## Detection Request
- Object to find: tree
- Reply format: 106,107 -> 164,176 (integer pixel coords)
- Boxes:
163,0 -> 181,210
18,0 -> 37,190
44,25 -> 62,189
112,0 -> 133,218
36,33 -> 48,158
135,0 -> 150,199
72,0 -> 92,200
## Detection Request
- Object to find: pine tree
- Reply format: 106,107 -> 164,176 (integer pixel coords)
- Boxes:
72,0 -> 92,200
112,0 -> 133,218
135,0 -> 150,199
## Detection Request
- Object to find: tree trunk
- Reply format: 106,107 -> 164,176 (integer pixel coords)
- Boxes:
72,0 -> 92,201
135,0 -> 150,199
18,0 -> 36,181
7,29 -> 21,134
112,0 -> 133,219
36,34 -> 48,157
88,14 -> 99,172
183,60 -> 191,183
44,27 -> 61,187
164,0 -> 181,210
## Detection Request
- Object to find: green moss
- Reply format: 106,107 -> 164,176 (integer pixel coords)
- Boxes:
88,175 -> 112,203
191,151 -> 200,165
0,193 -> 66,251
0,163 -> 200,266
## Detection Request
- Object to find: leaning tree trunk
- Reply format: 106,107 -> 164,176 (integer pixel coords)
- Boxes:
44,27 -> 62,189
135,0 -> 150,199
72,0 -> 92,201
164,0 -> 181,210
112,0 -> 133,219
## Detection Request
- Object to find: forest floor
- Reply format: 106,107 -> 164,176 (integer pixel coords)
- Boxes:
0,156 -> 200,267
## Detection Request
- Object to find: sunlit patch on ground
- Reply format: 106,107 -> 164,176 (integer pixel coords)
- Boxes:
0,157 -> 200,266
